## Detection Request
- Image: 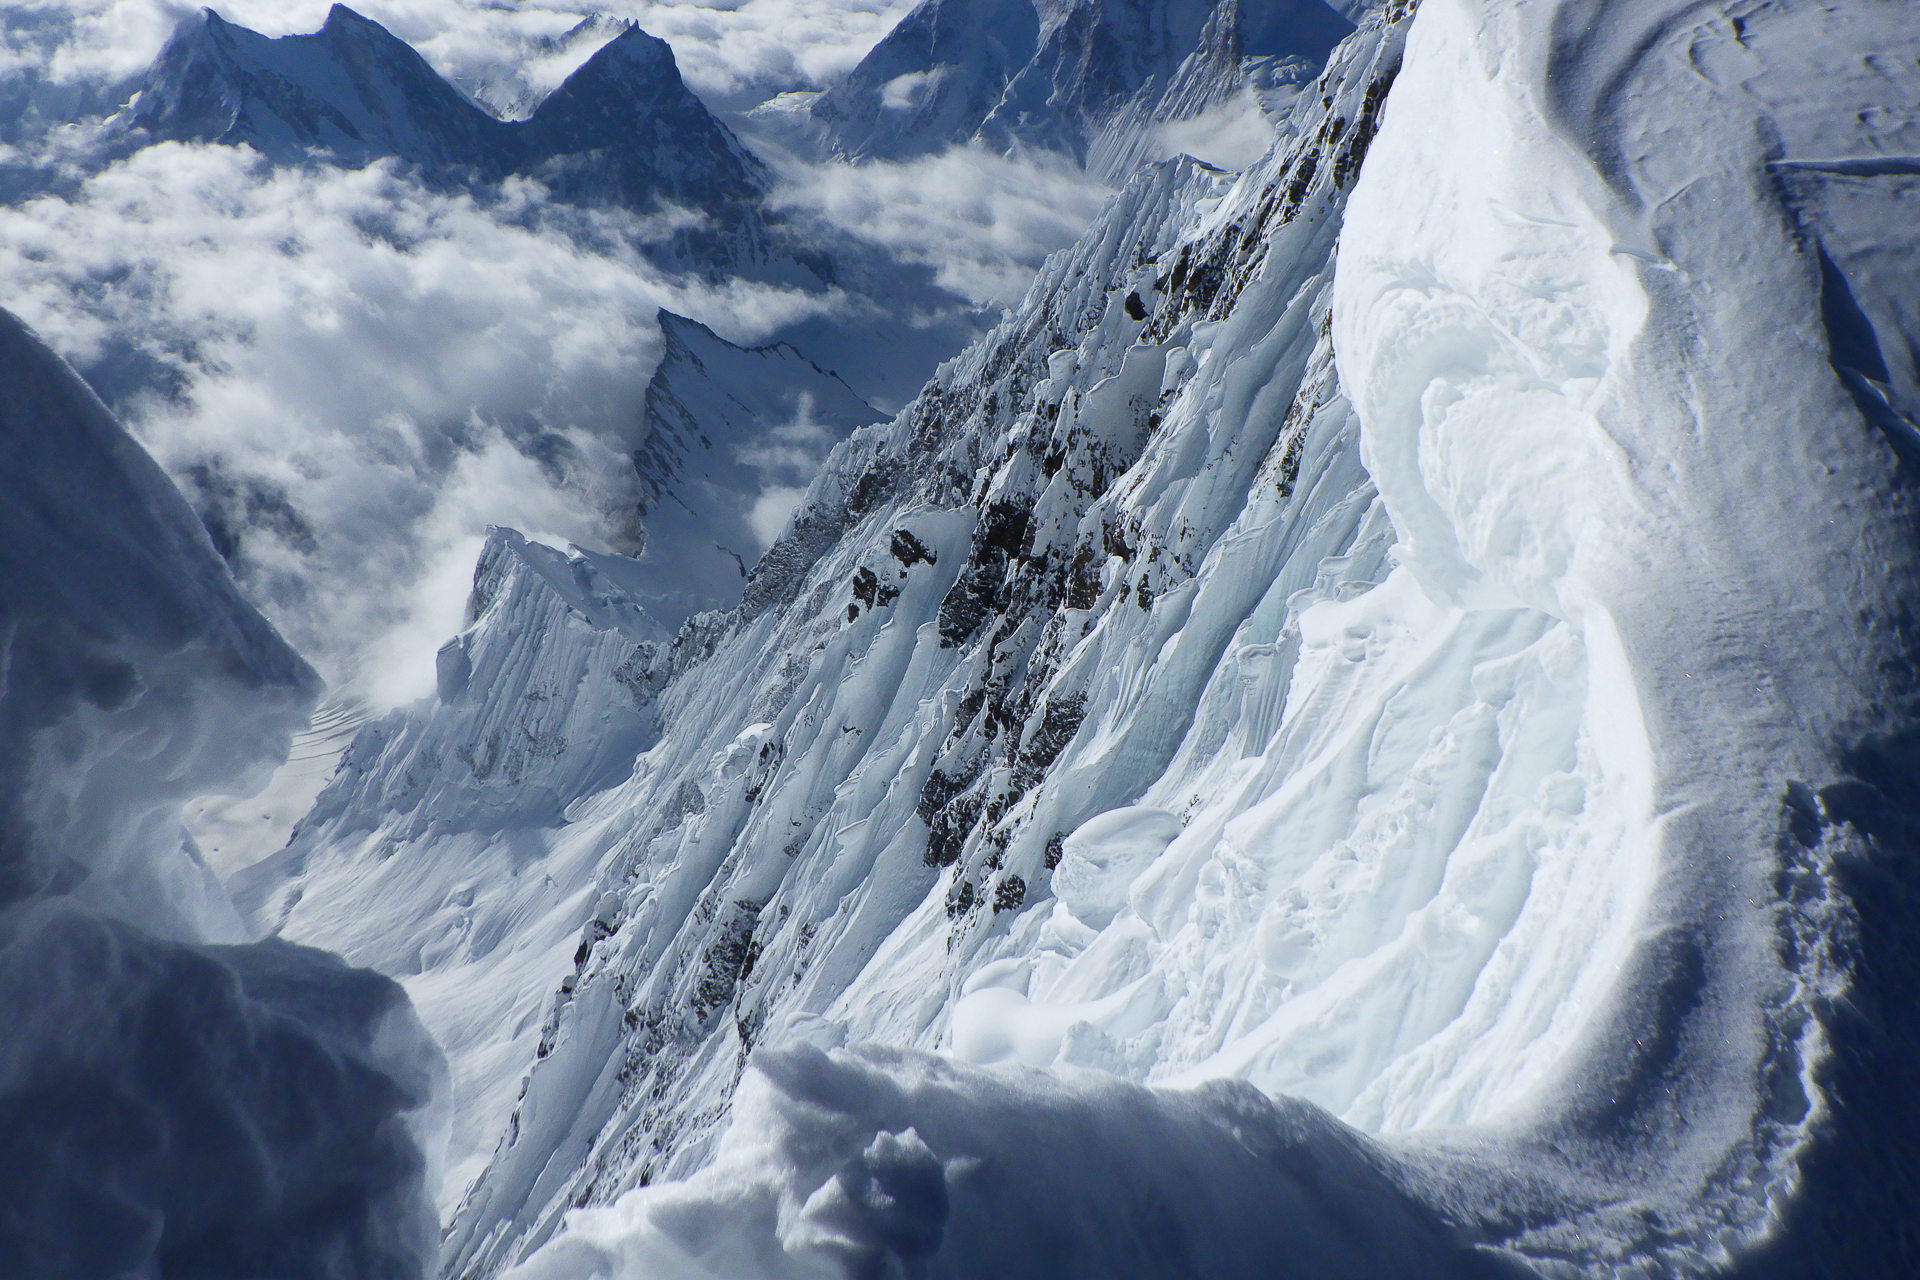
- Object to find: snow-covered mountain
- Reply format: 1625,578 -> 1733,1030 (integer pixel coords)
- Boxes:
233,0 -> 1920,1273
810,0 -> 1352,174
130,5 -> 518,170
629,311 -> 887,628
6,0 -> 1920,1272
0,305 -> 444,1278
130,6 -> 771,223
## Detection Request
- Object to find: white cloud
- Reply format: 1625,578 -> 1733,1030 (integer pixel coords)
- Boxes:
880,69 -> 936,111
0,1 -> 1120,713
1149,91 -> 1284,173
745,485 -> 808,552
770,146 -> 1115,308
0,142 -> 839,705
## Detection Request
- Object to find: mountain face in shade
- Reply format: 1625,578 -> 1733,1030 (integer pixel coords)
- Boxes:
811,0 -> 1352,172
513,30 -> 770,218
128,6 -> 770,221
128,5 -> 511,169
628,311 -> 887,629
0,305 -> 445,1280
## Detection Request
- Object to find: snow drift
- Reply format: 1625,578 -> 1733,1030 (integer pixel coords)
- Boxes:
0,306 -> 447,1279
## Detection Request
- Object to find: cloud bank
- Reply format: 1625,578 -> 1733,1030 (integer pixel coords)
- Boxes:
771,146 -> 1115,308
0,142 -> 838,707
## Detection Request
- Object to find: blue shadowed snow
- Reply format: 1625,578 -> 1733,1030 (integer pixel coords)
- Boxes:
0,304 -> 445,1279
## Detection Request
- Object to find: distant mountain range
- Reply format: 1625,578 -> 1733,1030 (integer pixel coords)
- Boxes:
811,0 -> 1351,175
118,5 -> 791,276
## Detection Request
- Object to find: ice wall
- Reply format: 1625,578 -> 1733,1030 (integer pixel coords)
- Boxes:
0,306 -> 447,1278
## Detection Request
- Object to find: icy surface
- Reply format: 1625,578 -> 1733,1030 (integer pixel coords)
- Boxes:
0,305 -> 447,1278
248,0 -> 1920,1274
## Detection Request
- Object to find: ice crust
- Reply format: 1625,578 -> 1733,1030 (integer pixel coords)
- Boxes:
0,306 -> 447,1278
244,0 -> 1920,1275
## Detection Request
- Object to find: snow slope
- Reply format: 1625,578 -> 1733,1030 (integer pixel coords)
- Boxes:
0,305 -> 447,1279
248,0 -> 1920,1275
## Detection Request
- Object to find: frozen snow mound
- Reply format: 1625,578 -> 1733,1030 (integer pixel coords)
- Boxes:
507,1042 -> 1511,1280
0,305 -> 447,1278
0,905 -> 445,1280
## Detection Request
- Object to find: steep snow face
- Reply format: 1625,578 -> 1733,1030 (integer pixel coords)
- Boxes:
0,306 -> 446,1279
248,0 -> 1920,1274
811,0 -> 1351,174
233,528 -> 671,1212
0,306 -> 316,938
629,312 -> 887,627
253,10 -> 1429,1274
1335,0 -> 1920,1269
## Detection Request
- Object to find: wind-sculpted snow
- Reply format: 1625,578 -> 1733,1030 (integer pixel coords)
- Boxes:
253,8 -> 1432,1273
252,0 -> 1920,1274
0,306 -> 446,1278
0,305 -> 315,935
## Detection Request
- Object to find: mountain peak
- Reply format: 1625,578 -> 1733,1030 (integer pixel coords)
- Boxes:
122,6 -> 775,257
131,3 -> 508,166
519,25 -> 771,211
813,0 -> 1351,170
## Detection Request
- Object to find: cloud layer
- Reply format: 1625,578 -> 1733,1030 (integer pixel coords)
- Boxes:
0,143 -> 838,706
771,145 -> 1115,308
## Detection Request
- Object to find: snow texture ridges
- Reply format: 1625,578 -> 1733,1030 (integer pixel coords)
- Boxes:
246,0 -> 1920,1274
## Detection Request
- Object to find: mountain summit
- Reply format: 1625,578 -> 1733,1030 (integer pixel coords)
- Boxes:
128,7 -> 770,231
